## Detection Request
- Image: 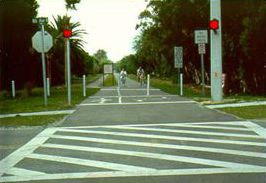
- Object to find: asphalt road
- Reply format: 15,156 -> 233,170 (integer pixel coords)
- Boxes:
1,76 -> 265,183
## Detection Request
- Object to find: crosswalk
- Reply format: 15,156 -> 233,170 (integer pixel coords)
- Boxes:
0,121 -> 265,182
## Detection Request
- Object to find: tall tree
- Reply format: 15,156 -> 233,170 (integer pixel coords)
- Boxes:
47,15 -> 87,84
0,0 -> 39,90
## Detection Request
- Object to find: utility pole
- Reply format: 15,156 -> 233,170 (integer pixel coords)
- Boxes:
210,0 -> 223,101
63,29 -> 72,105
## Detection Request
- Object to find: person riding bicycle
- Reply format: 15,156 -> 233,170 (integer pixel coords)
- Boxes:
138,67 -> 145,87
120,68 -> 127,87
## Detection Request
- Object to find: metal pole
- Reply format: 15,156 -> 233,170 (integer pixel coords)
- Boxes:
66,38 -> 71,105
41,24 -> 48,106
147,74 -> 150,96
47,78 -> 50,97
201,54 -> 205,96
177,68 -> 180,94
83,74 -> 86,97
211,0 -> 223,101
11,80 -> 15,98
180,73 -> 183,96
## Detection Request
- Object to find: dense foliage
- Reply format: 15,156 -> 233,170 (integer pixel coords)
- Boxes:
0,0 -> 40,90
117,0 -> 266,95
0,0 -> 102,91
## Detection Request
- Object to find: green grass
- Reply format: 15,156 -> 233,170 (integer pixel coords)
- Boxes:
0,115 -> 66,127
129,75 -> 266,102
219,105 -> 266,119
0,84 -> 100,114
103,74 -> 117,86
129,75 -> 211,101
72,74 -> 101,85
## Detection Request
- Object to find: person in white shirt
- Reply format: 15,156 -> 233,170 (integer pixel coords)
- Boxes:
120,68 -> 127,86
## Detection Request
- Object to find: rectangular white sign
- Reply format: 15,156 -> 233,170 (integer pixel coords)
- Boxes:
174,47 -> 183,68
198,43 -> 206,54
194,30 -> 208,44
104,64 -> 113,74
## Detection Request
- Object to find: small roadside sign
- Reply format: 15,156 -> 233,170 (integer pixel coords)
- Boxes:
174,47 -> 183,68
194,30 -> 208,44
104,64 -> 113,74
198,43 -> 206,54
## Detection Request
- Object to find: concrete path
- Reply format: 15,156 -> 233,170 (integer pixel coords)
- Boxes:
0,110 -> 75,119
1,76 -> 265,183
206,101 -> 266,108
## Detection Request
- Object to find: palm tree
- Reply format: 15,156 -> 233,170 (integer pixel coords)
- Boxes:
47,15 -> 87,85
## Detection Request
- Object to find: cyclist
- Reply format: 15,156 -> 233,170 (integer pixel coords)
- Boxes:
120,68 -> 127,87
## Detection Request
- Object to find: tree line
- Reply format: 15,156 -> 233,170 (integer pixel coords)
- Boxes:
0,0 -> 109,92
117,0 -> 266,95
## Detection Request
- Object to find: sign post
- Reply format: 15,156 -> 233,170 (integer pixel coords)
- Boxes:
103,64 -> 113,86
174,46 -> 183,96
194,29 -> 208,96
32,17 -> 52,106
63,29 -> 72,105
210,0 -> 223,101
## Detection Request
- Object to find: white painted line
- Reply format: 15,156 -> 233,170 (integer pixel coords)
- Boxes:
206,101 -> 266,108
117,87 -> 122,104
54,129 -> 266,147
239,121 -> 266,138
61,121 -> 247,130
137,100 -> 143,102
101,88 -> 160,91
0,128 -> 57,176
184,121 -> 248,126
27,153 -> 156,172
0,110 -> 75,119
89,95 -> 178,99
131,123 -> 252,132
103,126 -> 263,139
42,143 -> 265,168
79,101 -> 196,106
44,137 -> 266,159
2,168 -> 266,182
6,167 -> 46,176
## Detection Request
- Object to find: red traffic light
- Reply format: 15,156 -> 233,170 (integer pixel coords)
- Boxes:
210,19 -> 219,30
63,29 -> 72,38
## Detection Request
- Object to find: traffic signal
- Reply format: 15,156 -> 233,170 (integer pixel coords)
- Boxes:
63,29 -> 72,38
209,19 -> 219,32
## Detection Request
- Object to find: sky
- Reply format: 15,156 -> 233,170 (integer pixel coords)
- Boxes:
37,0 -> 148,62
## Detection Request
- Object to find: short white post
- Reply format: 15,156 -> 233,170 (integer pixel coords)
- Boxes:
180,73 -> 183,96
83,74 -> 86,97
11,80 -> 15,98
147,74 -> 150,96
46,78 -> 50,97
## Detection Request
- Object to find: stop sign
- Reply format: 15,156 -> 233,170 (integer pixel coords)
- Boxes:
32,31 -> 53,53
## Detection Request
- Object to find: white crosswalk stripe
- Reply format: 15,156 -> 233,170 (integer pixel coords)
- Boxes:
0,121 -> 265,182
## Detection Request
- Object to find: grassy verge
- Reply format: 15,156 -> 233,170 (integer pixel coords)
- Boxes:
0,74 -> 102,127
129,75 -> 211,101
0,85 -> 100,114
218,105 -> 266,119
0,115 -> 65,127
129,75 -> 266,103
72,74 -> 101,85
129,74 -> 265,119
103,74 -> 117,86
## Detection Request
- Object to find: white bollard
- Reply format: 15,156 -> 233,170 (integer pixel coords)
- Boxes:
147,74 -> 150,96
180,73 -> 183,96
11,80 -> 15,98
83,75 -> 86,97
47,78 -> 50,97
